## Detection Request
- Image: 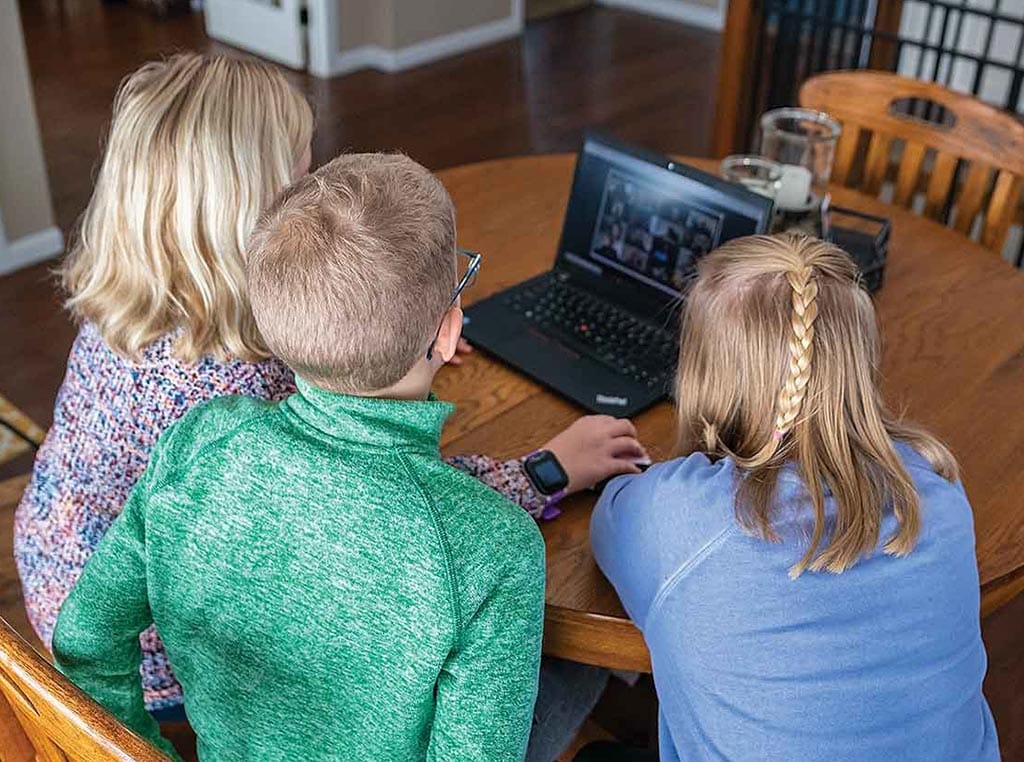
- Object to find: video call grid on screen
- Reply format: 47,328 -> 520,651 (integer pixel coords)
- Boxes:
588,169 -> 725,297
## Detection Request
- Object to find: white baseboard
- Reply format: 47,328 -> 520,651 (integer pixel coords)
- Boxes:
328,14 -> 523,77
331,47 -> 394,77
597,0 -> 725,31
0,226 -> 64,276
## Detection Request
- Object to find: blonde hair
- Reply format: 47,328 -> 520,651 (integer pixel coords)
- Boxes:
246,153 -> 457,392
61,52 -> 314,362
675,234 -> 958,577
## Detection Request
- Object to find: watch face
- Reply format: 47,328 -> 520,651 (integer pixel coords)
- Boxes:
525,451 -> 569,495
532,456 -> 565,487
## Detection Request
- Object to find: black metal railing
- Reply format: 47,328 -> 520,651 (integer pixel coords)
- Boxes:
741,0 -> 1024,263
747,0 -> 1024,142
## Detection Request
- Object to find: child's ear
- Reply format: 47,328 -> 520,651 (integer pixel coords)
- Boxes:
434,306 -> 464,364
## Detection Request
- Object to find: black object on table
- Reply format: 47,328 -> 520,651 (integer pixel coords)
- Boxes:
828,205 -> 891,293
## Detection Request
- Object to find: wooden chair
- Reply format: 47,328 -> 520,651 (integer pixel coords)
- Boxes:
0,614 -> 172,762
799,70 -> 1024,254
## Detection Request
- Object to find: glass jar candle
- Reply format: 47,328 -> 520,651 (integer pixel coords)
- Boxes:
758,108 -> 841,213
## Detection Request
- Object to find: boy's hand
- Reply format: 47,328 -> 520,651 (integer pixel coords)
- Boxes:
542,416 -> 649,494
447,338 -> 474,366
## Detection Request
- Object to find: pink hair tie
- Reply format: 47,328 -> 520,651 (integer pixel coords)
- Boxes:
773,430 -> 786,441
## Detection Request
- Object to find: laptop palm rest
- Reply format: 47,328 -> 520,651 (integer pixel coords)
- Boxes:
463,305 -> 660,417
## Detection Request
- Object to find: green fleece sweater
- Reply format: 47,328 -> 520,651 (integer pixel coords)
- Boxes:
52,377 -> 546,761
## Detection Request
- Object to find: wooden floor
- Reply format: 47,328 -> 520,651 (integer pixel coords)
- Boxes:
3,1 -> 1023,757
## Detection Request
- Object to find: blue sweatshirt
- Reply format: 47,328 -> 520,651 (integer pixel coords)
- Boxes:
591,442 -> 999,761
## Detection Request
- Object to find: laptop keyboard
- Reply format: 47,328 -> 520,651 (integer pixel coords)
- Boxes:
502,273 -> 677,389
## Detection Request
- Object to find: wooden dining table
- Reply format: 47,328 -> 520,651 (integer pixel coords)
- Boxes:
432,154 -> 1024,673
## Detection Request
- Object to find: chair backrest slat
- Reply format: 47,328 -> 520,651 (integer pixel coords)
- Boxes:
862,131 -> 892,196
831,123 -> 861,186
800,71 -> 1024,254
924,152 -> 960,220
0,616 -> 172,762
985,172 -> 1024,251
955,162 -> 992,237
893,141 -> 928,208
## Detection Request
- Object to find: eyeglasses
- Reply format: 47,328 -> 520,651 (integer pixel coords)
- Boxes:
426,249 -> 483,361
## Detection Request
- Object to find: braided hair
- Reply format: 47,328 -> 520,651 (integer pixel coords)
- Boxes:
674,234 -> 957,576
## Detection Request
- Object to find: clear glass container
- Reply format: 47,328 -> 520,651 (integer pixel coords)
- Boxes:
758,108 -> 841,212
720,155 -> 783,200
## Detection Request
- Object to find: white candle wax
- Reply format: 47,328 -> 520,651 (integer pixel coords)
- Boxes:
776,164 -> 813,211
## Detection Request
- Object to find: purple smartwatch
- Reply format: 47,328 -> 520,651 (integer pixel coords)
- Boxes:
523,449 -> 570,520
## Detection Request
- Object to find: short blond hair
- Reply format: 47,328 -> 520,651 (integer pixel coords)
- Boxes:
61,52 -> 313,362
246,153 -> 457,392
675,234 -> 958,576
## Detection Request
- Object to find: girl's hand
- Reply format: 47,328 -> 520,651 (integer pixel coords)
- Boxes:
448,338 -> 474,366
542,416 -> 649,494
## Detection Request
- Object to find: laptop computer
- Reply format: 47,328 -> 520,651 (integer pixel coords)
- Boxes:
462,132 -> 774,417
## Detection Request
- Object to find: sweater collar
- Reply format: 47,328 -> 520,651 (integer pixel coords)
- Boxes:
284,376 -> 454,453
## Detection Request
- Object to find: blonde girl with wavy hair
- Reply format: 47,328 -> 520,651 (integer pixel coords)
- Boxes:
62,53 -> 313,362
14,52 -> 314,719
591,234 -> 998,761
15,53 -> 643,737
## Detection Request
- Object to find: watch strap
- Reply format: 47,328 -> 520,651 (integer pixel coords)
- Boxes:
524,450 -> 569,517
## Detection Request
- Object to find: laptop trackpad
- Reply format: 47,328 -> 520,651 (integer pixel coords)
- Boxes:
520,326 -> 583,361
501,326 -> 649,415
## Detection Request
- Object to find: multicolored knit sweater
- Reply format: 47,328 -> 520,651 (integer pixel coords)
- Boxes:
14,322 -> 547,710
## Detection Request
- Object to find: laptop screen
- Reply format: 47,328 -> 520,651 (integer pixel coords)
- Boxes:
554,134 -> 773,323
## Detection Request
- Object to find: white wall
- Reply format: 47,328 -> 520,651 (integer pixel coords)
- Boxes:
0,2 -> 63,275
596,0 -> 725,32
309,0 -> 524,77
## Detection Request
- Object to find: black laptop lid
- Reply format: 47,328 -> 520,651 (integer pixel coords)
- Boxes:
553,133 -> 774,327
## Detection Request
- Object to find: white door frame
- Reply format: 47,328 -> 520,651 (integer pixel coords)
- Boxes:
205,0 -> 307,70
306,0 -> 339,78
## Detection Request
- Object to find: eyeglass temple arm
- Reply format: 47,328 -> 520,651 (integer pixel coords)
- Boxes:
426,250 -> 482,360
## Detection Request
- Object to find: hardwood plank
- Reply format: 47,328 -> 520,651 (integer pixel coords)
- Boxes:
436,354 -> 543,448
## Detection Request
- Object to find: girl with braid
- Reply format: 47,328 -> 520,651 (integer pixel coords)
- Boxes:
588,234 -> 998,761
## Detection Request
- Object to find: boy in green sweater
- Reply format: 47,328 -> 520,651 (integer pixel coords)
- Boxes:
52,154 -> 625,760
